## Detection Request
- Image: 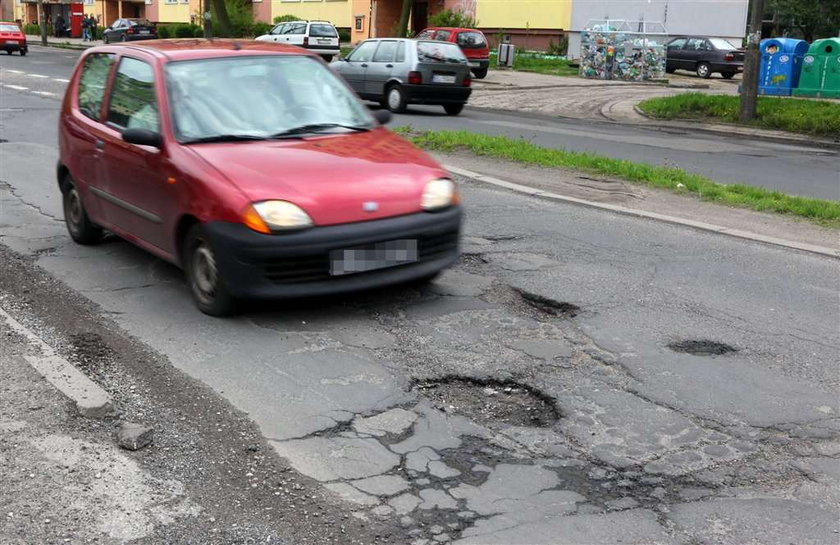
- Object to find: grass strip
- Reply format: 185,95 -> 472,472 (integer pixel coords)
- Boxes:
489,52 -> 579,77
394,127 -> 840,227
638,93 -> 840,138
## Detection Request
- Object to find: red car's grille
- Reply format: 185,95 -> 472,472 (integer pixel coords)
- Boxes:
262,229 -> 459,284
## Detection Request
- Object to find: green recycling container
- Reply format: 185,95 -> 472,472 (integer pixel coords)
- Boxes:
793,38 -> 840,98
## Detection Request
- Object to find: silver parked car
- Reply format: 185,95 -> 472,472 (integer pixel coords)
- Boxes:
331,39 -> 472,116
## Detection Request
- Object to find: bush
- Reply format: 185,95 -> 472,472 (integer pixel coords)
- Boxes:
273,14 -> 301,24
428,9 -> 477,28
252,22 -> 271,37
157,25 -> 171,39
194,26 -> 205,38
23,23 -> 40,35
338,28 -> 350,42
174,23 -> 197,38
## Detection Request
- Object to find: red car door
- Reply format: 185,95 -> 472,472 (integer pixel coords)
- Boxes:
98,54 -> 171,253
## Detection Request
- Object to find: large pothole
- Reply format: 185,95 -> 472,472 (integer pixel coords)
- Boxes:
668,339 -> 737,356
413,377 -> 560,428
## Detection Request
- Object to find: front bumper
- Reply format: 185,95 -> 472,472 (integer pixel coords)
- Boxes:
403,84 -> 472,105
467,58 -> 490,70
205,207 -> 462,299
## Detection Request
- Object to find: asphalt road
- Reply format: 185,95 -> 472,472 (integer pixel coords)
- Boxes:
1,44 -> 839,544
2,44 -> 839,201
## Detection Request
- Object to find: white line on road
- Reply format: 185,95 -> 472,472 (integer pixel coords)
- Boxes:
3,84 -> 29,91
33,91 -> 57,97
54,78 -> 70,83
4,69 -> 24,74
0,305 -> 115,418
26,73 -> 49,78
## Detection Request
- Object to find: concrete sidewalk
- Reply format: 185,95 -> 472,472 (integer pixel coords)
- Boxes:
26,34 -> 99,48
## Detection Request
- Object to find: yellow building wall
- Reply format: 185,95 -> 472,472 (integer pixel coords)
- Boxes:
271,0 -> 352,27
157,2 -> 193,23
476,0 -> 571,29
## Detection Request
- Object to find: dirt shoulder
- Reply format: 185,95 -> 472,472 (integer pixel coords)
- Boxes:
435,151 -> 839,252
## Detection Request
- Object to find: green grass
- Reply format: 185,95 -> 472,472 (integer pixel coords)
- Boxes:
394,127 -> 840,226
638,93 -> 840,137
489,51 -> 578,77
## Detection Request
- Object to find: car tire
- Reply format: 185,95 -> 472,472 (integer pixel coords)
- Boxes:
61,175 -> 102,245
443,103 -> 464,116
104,34 -> 109,44
385,85 -> 407,114
665,65 -> 675,74
5,50 -> 11,55
183,224 -> 236,317
696,62 -> 712,79
20,48 -> 27,56
320,54 -> 333,63
721,71 -> 736,79
121,34 -> 127,42
472,67 -> 488,79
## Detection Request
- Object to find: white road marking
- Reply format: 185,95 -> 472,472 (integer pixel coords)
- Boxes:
33,91 -> 57,97
5,69 -> 24,74
54,78 -> 70,83
3,84 -> 29,91
0,305 -> 115,418
27,73 -> 49,78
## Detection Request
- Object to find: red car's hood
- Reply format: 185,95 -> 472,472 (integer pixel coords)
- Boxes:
187,129 -> 447,226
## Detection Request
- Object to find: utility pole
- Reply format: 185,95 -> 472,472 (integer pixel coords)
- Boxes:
740,0 -> 765,122
37,0 -> 47,46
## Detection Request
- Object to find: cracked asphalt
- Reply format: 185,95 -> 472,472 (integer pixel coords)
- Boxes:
1,46 -> 839,544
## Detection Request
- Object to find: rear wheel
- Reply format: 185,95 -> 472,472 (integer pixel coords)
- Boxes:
385,85 -> 407,113
721,71 -> 736,79
472,67 -> 488,79
696,62 -> 711,79
443,103 -> 464,116
5,50 -> 10,55
61,175 -> 102,245
320,54 -> 333,62
104,34 -> 109,44
20,48 -> 27,56
183,224 -> 236,316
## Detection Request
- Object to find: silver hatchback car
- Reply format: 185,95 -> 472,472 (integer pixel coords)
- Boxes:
331,38 -> 472,116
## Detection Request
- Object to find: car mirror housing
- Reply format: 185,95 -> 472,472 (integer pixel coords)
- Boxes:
123,128 -> 163,148
373,109 -> 392,125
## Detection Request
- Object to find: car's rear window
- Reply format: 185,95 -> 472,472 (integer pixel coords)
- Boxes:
456,31 -> 486,49
416,41 -> 467,64
709,38 -> 738,50
309,24 -> 337,38
128,19 -> 153,27
0,24 -> 20,32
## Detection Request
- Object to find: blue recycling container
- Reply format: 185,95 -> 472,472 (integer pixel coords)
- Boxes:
759,38 -> 809,96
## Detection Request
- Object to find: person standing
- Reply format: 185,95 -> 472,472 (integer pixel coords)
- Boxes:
54,14 -> 64,38
90,15 -> 98,42
81,15 -> 90,41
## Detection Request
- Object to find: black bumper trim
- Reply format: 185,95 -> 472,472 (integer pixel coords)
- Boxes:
403,84 -> 472,105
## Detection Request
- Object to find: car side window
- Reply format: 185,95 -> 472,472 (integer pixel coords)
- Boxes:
416,30 -> 434,40
373,41 -> 397,62
668,38 -> 686,49
106,57 -> 159,132
290,23 -> 306,35
396,41 -> 405,62
77,53 -> 116,121
347,41 -> 377,62
435,30 -> 451,41
270,23 -> 284,35
686,38 -> 705,51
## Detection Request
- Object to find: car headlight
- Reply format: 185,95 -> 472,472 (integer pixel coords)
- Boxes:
242,201 -> 313,233
422,178 -> 459,211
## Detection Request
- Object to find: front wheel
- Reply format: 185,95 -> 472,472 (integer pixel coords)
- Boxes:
62,176 -> 102,245
472,67 -> 488,79
103,34 -> 109,44
385,85 -> 407,114
443,103 -> 464,116
696,62 -> 711,79
120,34 -> 127,42
183,225 -> 236,316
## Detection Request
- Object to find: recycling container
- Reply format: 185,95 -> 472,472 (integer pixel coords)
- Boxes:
758,38 -> 809,96
793,38 -> 840,99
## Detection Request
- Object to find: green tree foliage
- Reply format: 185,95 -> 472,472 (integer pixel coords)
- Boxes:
768,0 -> 840,41
428,9 -> 477,28
273,14 -> 302,23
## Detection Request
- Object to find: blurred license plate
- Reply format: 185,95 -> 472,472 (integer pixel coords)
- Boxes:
432,75 -> 456,84
468,61 -> 479,67
6,40 -> 19,44
318,39 -> 330,44
330,239 -> 418,276
139,30 -> 150,34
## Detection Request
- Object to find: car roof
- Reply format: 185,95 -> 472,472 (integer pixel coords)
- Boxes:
94,39 -> 319,61
423,27 -> 483,32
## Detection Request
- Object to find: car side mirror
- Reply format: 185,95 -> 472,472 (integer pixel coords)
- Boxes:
123,128 -> 162,148
373,109 -> 392,125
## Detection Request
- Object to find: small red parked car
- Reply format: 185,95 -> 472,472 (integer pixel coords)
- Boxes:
416,27 -> 490,79
58,40 -> 462,315
0,22 -> 27,56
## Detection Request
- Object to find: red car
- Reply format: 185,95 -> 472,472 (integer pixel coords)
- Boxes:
58,40 -> 462,315
0,22 -> 27,56
416,27 -> 489,79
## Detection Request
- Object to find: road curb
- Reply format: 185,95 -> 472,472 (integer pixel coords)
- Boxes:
445,164 -> 840,260
631,104 -> 840,151
0,305 -> 115,418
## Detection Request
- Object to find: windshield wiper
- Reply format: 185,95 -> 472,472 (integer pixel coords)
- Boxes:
270,123 -> 371,138
182,134 -> 269,144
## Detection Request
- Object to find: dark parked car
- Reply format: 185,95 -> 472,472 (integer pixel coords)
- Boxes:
102,18 -> 157,43
331,38 -> 472,115
666,37 -> 744,79
58,40 -> 462,316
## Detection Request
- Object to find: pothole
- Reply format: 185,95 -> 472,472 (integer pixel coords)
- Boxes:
667,339 -> 737,356
514,288 -> 580,318
68,332 -> 115,371
413,377 -> 560,427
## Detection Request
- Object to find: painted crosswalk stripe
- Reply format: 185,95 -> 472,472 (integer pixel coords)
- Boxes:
3,84 -> 29,91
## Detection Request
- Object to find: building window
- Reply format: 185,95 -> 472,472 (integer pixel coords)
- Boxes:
84,0 -> 95,5
164,0 -> 177,4
354,15 -> 363,31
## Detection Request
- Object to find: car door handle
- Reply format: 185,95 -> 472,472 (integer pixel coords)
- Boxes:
361,63 -> 368,68
385,64 -> 394,68
95,139 -> 105,150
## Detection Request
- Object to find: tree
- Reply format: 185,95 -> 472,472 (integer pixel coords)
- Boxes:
396,0 -> 412,37
211,0 -> 232,37
768,0 -> 840,41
